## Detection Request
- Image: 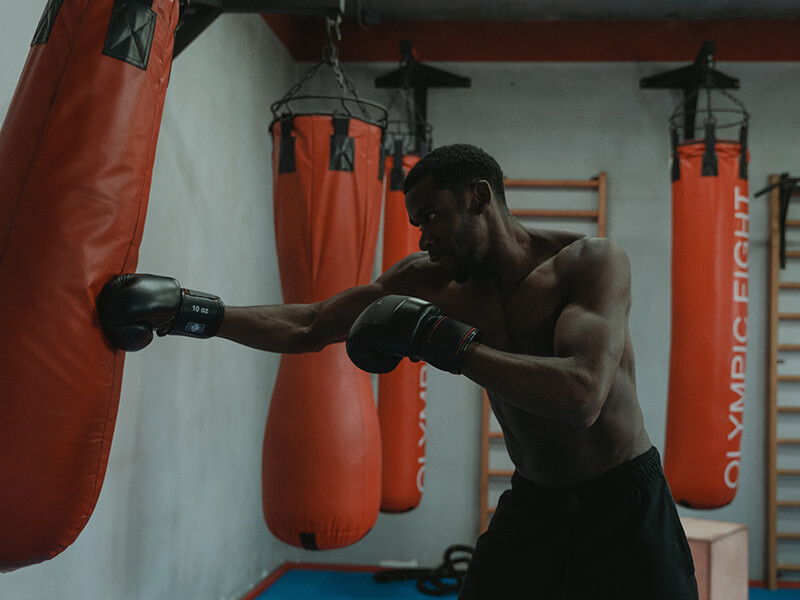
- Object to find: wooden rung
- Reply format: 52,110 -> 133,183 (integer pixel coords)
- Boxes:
777,500 -> 800,508
778,344 -> 800,352
778,406 -> 800,414
778,469 -> 800,476
488,469 -> 514,478
787,250 -> 800,259
787,220 -> 800,228
511,209 -> 598,219
504,178 -> 599,189
778,532 -> 800,540
777,438 -> 800,445
779,282 -> 800,290
778,563 -> 800,571
778,375 -> 800,383
779,313 -> 800,320
489,431 -> 505,440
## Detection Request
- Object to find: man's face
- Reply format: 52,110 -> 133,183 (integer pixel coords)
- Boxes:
405,175 -> 481,283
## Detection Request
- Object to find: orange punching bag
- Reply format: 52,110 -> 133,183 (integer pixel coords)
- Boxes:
378,142 -> 427,513
0,0 -> 178,569
263,114 -> 384,549
664,123 -> 749,509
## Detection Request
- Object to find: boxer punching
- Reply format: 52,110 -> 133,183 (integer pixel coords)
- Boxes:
98,144 -> 698,599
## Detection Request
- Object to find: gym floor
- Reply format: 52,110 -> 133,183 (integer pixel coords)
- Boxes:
248,566 -> 800,599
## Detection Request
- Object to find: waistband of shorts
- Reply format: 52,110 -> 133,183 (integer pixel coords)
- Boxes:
510,446 -> 664,503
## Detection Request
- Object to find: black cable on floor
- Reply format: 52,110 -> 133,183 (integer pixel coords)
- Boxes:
374,544 -> 474,596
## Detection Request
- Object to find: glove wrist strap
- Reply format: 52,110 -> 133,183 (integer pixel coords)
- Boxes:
418,317 -> 481,374
168,289 -> 225,338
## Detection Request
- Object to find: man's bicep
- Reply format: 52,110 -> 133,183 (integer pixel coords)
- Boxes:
311,253 -> 431,345
552,242 -> 631,377
310,282 -> 388,345
553,302 -> 625,365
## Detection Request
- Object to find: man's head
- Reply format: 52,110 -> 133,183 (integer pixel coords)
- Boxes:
403,144 -> 506,283
403,144 -> 507,210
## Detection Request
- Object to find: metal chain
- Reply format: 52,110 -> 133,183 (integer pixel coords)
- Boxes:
273,15 -> 373,122
718,87 -> 749,120
326,45 -> 372,121
272,58 -> 326,116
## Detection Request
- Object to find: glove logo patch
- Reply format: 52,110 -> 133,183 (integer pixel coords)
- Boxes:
185,322 -> 206,335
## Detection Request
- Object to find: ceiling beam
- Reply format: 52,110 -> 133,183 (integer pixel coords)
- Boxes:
263,16 -> 800,62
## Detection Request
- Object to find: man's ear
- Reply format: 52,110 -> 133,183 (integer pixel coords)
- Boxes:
472,180 -> 492,214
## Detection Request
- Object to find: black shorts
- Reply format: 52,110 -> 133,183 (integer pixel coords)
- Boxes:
459,447 -> 699,600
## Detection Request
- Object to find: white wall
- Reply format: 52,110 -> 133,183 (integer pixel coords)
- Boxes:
3,2 -> 800,597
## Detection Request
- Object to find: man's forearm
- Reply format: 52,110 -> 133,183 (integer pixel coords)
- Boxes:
216,304 -> 324,354
461,343 -> 601,429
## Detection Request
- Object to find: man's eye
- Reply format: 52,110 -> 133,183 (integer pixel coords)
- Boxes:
425,212 -> 437,222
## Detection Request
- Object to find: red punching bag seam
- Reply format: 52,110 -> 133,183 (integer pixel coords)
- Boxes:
0,0 -> 90,263
72,0 -> 178,517
307,121 -> 317,295
88,349 -> 121,502
118,2 -> 176,273
361,131 -> 380,284
356,133 -> 371,283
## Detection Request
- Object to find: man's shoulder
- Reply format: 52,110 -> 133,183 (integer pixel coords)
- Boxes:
377,252 -> 452,295
381,251 -> 435,278
553,235 -> 627,269
543,235 -> 631,299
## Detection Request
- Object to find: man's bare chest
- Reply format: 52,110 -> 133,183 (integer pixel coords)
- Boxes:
433,268 -> 566,357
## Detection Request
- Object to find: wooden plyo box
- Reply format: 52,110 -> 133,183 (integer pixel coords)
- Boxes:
680,518 -> 748,600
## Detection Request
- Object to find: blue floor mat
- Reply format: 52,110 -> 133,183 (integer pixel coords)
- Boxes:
253,569 -> 456,599
254,568 -> 800,600
750,589 -> 800,598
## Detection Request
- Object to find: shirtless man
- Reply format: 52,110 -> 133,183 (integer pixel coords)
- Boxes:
97,144 -> 698,599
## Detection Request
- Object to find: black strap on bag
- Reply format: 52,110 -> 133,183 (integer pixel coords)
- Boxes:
670,126 -> 681,182
701,120 -> 718,177
31,0 -> 65,46
389,139 -> 405,191
278,116 -> 296,174
330,116 -> 355,172
738,123 -> 748,180
104,0 -> 157,70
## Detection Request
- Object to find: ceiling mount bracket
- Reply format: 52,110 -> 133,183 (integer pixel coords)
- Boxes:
174,0 -> 345,57
640,40 -> 739,140
375,40 -> 470,155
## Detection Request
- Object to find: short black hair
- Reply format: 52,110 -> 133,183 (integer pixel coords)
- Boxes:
403,144 -> 506,207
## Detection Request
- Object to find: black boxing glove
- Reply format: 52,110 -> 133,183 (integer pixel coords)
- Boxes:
97,274 -> 225,351
346,295 -> 480,375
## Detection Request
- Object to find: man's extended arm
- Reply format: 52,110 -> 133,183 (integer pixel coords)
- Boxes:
97,272 -> 388,354
216,285 -> 387,354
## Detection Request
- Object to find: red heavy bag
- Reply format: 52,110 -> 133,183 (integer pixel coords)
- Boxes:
0,0 -> 179,569
664,124 -> 749,509
378,144 -> 427,513
263,114 -> 384,549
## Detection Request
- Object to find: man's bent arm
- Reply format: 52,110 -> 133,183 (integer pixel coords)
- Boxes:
460,239 -> 631,429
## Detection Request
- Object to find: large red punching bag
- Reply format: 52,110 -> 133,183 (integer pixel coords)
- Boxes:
0,0 -> 178,569
378,142 -> 427,513
263,113 -> 384,549
664,123 -> 750,509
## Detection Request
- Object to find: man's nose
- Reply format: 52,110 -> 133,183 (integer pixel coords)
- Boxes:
418,229 -> 433,251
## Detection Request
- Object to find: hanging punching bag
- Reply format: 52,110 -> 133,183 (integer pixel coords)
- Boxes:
378,142 -> 427,513
263,114 -> 384,549
664,123 -> 750,509
0,0 -> 179,569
